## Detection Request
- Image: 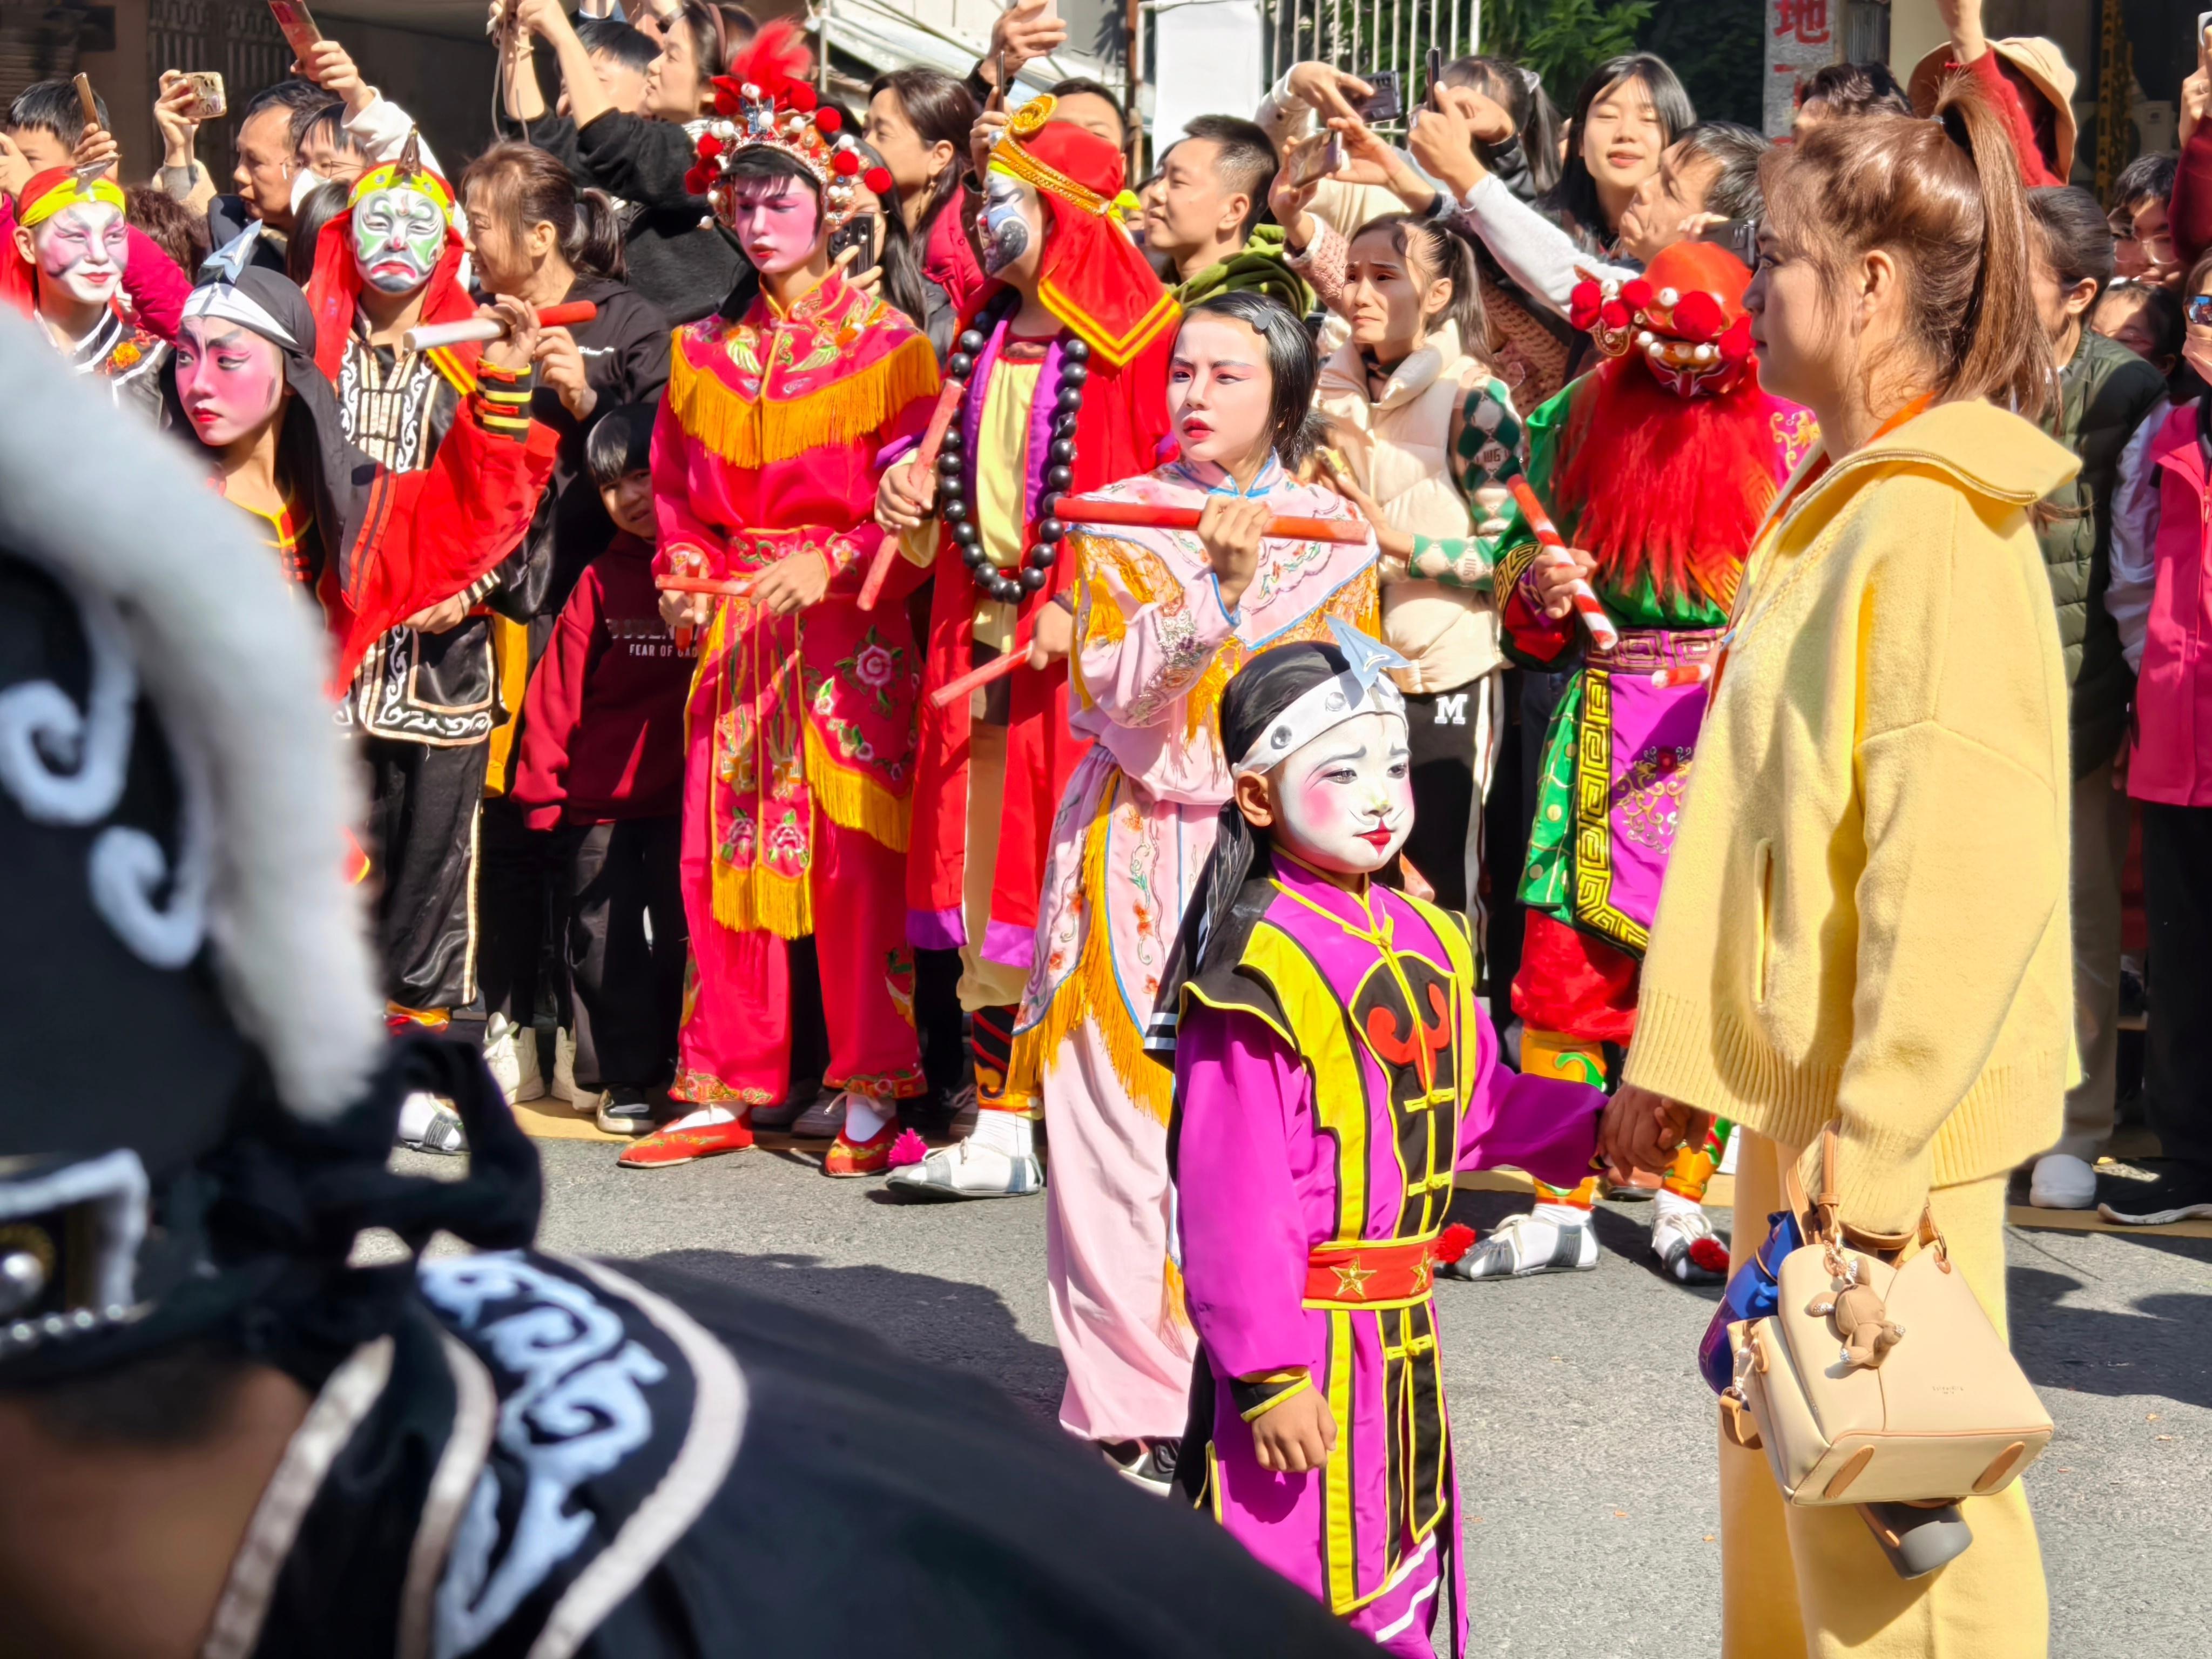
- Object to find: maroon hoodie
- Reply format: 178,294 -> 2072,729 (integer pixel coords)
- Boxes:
515,532 -> 693,827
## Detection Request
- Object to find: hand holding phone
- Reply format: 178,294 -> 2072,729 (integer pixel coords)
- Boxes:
1352,69 -> 1402,126
1284,131 -> 1344,189
181,71 -> 227,122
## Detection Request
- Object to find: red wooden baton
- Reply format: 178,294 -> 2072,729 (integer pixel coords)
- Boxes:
403,300 -> 601,352
929,640 -> 1029,709
1505,476 -> 1618,652
1054,496 -> 1371,544
860,375 -> 967,610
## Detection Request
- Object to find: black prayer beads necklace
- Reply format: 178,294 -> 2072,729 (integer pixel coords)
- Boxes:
935,309 -> 1090,604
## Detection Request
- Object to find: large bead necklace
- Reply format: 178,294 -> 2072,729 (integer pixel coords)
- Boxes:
933,295 -> 1091,604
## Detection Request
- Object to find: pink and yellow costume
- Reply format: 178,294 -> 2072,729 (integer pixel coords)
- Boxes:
652,269 -> 940,1108
1009,457 -> 1378,1442
1172,858 -> 1601,1655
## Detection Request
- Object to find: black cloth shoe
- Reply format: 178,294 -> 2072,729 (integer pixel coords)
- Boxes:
1100,1438 -> 1180,1496
2098,1162 -> 2212,1225
596,1085 -> 659,1137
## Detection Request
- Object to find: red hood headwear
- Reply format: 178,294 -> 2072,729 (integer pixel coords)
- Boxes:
1556,242 -> 1788,608
1569,241 -> 1757,398
302,138 -> 475,384
2,168 -> 130,318
685,21 -> 893,229
987,98 -> 1176,368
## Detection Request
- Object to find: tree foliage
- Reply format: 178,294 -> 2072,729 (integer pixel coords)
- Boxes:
1480,0 -> 1655,105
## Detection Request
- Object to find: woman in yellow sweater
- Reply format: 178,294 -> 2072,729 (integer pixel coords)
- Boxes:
1605,80 -> 2076,1657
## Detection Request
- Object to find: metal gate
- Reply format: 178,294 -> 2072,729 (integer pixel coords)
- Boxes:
147,0 -> 293,166
1257,0 -> 1483,115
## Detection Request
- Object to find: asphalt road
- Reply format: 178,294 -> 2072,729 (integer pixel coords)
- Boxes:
402,1137 -> 2212,1657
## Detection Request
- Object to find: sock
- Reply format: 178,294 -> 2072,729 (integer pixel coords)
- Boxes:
1653,1188 -> 1704,1225
845,1095 -> 891,1142
665,1104 -> 737,1132
397,1091 -> 443,1142
972,1106 -> 1034,1158
1531,1200 -> 1586,1229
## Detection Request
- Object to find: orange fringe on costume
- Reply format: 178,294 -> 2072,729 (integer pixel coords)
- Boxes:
665,330 -> 940,470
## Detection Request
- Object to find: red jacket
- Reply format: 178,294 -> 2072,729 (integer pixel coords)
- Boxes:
514,533 -> 694,827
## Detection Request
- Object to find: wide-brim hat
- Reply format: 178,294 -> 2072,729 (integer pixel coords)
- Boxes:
1910,37 -> 2077,180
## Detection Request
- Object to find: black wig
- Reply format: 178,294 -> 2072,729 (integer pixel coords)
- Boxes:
1180,289 -> 1321,467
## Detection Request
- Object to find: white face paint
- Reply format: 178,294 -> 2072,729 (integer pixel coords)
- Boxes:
981,171 -> 1036,278
32,201 -> 128,307
1271,710 -> 1413,878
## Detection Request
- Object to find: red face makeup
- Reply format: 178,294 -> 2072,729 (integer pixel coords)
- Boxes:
725,176 -> 823,276
174,318 -> 287,448
31,201 -> 129,309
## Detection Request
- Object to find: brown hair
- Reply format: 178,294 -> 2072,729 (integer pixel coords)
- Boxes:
460,141 -> 627,282
1348,212 -> 1486,360
1759,73 -> 2053,420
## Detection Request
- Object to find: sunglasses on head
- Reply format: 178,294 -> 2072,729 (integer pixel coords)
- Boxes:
2189,294 -> 2212,328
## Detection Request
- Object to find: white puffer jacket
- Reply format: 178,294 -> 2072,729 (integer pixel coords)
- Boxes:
1315,321 -> 1508,694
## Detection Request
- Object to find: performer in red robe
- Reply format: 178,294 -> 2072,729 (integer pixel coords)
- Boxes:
876,96 -> 1178,1198
621,23 -> 943,1173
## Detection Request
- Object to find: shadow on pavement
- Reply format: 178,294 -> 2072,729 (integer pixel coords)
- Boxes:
2008,1264 -> 2212,1411
640,1247 -> 1069,1419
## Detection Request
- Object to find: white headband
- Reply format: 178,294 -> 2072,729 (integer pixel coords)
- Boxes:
181,282 -> 300,353
1232,669 -> 1406,775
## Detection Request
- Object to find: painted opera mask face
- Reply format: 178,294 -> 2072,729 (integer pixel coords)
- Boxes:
349,180 -> 448,295
23,200 -> 129,311
1168,312 -> 1276,474
1269,710 -> 1414,879
723,172 -> 824,278
980,171 -> 1042,283
174,318 -> 288,448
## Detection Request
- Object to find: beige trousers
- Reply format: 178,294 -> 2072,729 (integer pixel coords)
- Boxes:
1721,1132 -> 2049,1658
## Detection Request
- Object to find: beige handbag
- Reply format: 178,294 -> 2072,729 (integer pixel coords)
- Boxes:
1719,1129 -> 2053,1506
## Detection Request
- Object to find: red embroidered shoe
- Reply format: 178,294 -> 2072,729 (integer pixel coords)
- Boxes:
617,1113 -> 756,1169
823,1121 -> 899,1177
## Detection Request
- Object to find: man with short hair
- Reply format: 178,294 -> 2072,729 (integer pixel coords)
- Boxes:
573,15 -> 658,116
1044,77 -> 1127,152
197,78 -> 336,269
1791,59 -> 1913,130
1143,114 -> 1309,311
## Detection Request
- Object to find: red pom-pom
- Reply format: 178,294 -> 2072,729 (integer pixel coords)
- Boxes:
713,86 -> 740,117
887,1128 -> 929,1168
790,82 -> 818,112
832,148 -> 861,176
862,165 -> 894,196
1599,299 -> 1631,332
1621,278 -> 1654,312
696,133 -> 724,161
1688,1235 -> 1732,1274
813,104 -> 842,135
1718,316 -> 1754,362
1671,289 -> 1725,342
1568,278 -> 1603,331
683,166 -> 710,196
1434,1223 -> 1479,1265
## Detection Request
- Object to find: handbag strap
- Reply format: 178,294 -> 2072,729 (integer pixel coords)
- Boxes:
1789,1124 -> 1950,1269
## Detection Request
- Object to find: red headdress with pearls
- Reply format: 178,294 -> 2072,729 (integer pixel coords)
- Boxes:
684,21 -> 892,228
1568,241 -> 1757,399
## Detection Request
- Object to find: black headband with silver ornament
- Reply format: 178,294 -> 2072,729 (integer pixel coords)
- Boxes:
1232,621 -> 1411,776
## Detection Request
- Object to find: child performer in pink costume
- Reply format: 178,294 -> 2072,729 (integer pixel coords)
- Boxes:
1154,638 -> 1604,1655
636,25 -> 940,1172
976,292 -> 1379,1488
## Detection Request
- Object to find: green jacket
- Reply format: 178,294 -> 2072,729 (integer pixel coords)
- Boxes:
1171,224 -> 1315,314
2041,328 -> 2165,778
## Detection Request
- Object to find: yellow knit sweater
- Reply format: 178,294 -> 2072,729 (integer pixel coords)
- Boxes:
1622,400 -> 2080,1233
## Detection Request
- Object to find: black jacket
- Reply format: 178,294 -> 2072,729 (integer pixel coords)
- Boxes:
522,112 -> 748,324
205,195 -> 288,271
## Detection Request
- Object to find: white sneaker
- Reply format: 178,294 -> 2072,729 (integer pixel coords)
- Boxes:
791,1090 -> 849,1139
886,1110 -> 1042,1199
2030,1152 -> 2098,1210
553,1027 -> 579,1106
396,1090 -> 466,1156
1439,1212 -> 1596,1280
483,1015 -> 546,1106
1651,1208 -> 1730,1283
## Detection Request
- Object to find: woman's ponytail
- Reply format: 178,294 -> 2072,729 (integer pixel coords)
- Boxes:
1933,75 -> 2054,419
568,188 -> 628,282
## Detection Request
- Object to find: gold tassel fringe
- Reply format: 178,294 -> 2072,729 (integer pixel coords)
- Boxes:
1004,775 -> 1175,1126
801,724 -> 912,852
711,858 -> 812,940
667,332 -> 940,469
